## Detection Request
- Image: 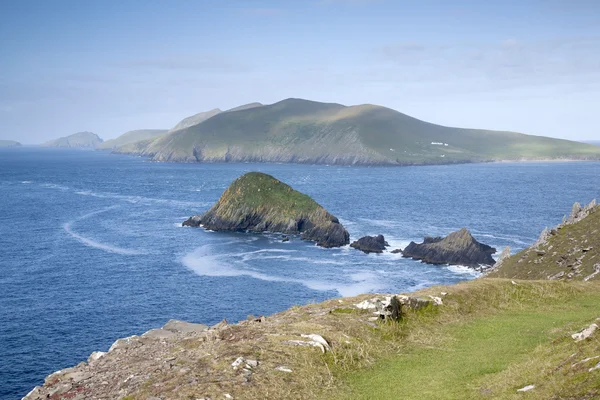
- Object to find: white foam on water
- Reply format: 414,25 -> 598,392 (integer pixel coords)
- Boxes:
21,181 -> 32,184
63,206 -> 144,256
182,245 -> 385,296
473,233 -> 531,246
41,183 -> 69,191
446,265 -> 482,277
357,218 -> 403,229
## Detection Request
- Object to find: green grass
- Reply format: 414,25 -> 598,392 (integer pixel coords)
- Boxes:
214,172 -> 322,221
337,282 -> 600,399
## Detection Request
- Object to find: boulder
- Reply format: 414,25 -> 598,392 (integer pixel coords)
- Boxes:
402,228 -> 496,268
162,319 -> 209,334
350,235 -> 389,253
183,172 -> 350,248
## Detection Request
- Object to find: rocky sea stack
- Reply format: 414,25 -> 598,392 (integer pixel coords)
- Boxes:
403,228 -> 496,268
183,172 -> 349,248
350,235 -> 389,253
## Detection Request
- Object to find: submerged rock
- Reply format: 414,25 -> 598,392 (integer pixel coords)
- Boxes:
350,235 -> 389,253
183,172 -> 350,248
402,228 -> 496,268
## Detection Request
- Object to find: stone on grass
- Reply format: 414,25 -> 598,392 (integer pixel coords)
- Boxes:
517,384 -> 535,392
572,323 -> 599,342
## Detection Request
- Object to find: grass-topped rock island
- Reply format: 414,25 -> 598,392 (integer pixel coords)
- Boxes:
183,172 -> 350,248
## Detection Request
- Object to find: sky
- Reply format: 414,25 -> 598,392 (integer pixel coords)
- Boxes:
0,0 -> 599,143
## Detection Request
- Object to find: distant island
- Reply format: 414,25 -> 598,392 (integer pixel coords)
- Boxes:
0,140 -> 22,147
41,131 -> 103,149
109,98 -> 600,166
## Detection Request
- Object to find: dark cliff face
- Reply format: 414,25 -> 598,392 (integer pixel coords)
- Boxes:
403,228 -> 496,268
183,172 -> 350,248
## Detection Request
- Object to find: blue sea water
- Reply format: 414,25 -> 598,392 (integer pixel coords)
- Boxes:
1,148 -> 599,399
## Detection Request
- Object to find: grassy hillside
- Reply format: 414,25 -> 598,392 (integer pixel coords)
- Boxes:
0,139 -> 21,147
97,129 -> 167,150
487,201 -> 599,281
118,98 -> 600,165
28,279 -> 600,399
41,131 -> 103,149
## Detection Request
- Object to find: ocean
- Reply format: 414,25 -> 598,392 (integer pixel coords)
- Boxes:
1,148 -> 599,399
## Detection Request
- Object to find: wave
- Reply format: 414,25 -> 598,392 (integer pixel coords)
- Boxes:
63,206 -> 144,256
181,245 -> 383,296
445,265 -> 481,277
21,181 -> 32,184
41,183 -> 69,191
39,182 -> 207,208
74,189 -> 208,208
471,233 -> 532,246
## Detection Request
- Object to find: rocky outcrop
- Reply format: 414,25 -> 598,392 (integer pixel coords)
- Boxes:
350,235 -> 389,253
486,200 -> 599,281
403,228 -> 496,268
183,172 -> 350,248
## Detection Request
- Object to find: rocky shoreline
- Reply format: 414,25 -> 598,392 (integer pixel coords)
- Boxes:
23,292 -> 443,400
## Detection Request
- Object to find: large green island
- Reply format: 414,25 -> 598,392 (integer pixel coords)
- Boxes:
112,98 -> 600,166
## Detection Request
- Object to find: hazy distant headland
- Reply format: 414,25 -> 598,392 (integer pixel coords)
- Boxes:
41,131 -> 103,149
0,140 -> 22,147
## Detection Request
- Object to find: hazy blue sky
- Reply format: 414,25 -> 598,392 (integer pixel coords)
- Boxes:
1,0 -> 599,143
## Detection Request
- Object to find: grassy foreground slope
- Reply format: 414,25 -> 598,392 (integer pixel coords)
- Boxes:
339,280 -> 600,400
97,129 -> 168,150
122,98 -> 600,165
27,280 -> 600,400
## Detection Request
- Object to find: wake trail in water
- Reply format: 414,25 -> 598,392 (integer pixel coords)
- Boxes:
63,206 -> 143,256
